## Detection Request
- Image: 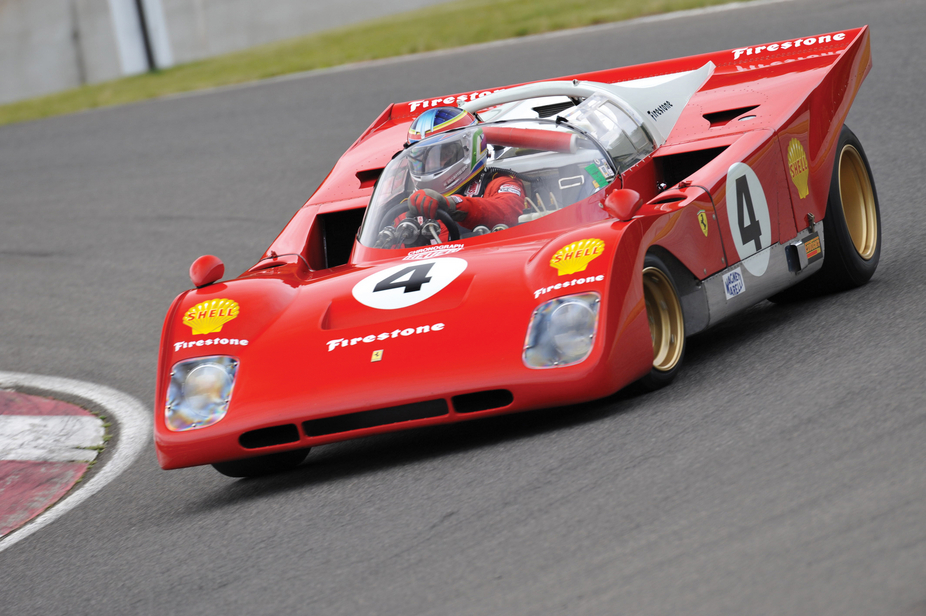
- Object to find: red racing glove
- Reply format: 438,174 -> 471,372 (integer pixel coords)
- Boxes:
409,189 -> 459,220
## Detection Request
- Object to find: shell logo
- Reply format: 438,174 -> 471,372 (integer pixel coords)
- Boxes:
788,138 -> 810,199
550,238 -> 605,276
183,298 -> 240,335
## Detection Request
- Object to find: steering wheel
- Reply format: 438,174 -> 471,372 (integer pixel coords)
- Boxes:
430,209 -> 461,242
377,201 -> 461,245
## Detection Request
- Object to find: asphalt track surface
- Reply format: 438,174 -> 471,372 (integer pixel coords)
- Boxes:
1,0 -> 924,613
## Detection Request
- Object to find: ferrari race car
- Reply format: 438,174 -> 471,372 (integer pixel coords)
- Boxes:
155,27 -> 879,477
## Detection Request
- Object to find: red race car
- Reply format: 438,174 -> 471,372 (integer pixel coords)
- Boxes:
155,27 -> 879,477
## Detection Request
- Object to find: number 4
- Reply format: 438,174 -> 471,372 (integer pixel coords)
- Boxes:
735,175 -> 762,251
373,263 -> 434,294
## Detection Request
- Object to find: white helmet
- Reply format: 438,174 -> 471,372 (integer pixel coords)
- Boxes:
407,127 -> 487,195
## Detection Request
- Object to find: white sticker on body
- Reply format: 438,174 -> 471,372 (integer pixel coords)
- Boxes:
725,162 -> 772,277
403,244 -> 464,260
723,267 -> 746,300
352,258 -> 467,310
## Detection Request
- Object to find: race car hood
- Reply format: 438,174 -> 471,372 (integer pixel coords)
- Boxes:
160,219 -> 638,428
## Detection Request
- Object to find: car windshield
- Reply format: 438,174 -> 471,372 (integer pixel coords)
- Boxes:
358,120 -> 617,249
556,94 -> 655,172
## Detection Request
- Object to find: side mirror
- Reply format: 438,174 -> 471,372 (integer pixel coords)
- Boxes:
601,189 -> 642,221
190,255 -> 224,288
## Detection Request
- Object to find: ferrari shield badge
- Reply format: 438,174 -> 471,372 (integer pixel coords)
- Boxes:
698,211 -> 709,237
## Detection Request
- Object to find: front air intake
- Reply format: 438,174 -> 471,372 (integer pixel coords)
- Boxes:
452,390 -> 514,414
303,399 -> 449,437
239,424 -> 300,449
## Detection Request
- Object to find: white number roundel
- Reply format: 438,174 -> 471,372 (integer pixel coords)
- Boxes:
352,258 -> 467,310
725,162 -> 772,277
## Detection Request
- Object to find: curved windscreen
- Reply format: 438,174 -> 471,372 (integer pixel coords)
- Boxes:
358,120 -> 617,249
558,94 -> 655,172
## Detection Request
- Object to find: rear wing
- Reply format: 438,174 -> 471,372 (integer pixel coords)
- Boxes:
309,27 -> 870,208
380,27 -> 870,125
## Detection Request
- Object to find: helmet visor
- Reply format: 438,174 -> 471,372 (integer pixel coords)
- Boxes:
408,140 -> 464,176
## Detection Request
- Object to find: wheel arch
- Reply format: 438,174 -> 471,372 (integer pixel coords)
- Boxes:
645,245 -> 710,336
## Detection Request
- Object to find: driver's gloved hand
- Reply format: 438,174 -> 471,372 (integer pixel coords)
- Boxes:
409,189 -> 457,220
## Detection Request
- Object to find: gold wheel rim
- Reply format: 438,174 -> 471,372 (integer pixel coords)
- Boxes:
838,145 -> 878,260
643,267 -> 684,372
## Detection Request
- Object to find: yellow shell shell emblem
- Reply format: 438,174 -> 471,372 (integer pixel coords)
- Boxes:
550,238 -> 605,276
183,298 -> 240,335
788,138 -> 810,199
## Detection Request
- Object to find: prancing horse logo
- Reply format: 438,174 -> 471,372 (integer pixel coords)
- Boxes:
698,210 -> 709,237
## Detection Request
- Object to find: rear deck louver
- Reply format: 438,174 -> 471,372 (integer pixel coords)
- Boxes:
703,105 -> 759,128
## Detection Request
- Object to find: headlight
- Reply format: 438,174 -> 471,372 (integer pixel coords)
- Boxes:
523,292 -> 600,368
165,356 -> 238,431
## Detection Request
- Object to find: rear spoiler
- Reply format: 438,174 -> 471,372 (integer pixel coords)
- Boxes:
378,26 -> 870,123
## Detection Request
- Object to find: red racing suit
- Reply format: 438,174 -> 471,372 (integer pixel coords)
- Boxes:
397,172 -> 525,244
449,172 -> 525,230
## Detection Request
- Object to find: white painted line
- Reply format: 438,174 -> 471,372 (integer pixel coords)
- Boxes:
0,415 -> 104,462
0,372 -> 150,552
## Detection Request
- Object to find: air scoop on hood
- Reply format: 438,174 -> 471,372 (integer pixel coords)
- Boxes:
320,240 -> 550,333
322,257 -> 475,331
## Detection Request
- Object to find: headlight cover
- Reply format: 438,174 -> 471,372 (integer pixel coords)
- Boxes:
523,292 -> 600,368
166,356 -> 238,431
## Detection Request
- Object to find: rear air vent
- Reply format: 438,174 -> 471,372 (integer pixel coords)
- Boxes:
655,146 -> 728,188
533,100 -> 577,118
650,195 -> 685,205
303,399 -> 449,437
703,106 -> 759,128
240,424 -> 300,449
452,390 -> 514,414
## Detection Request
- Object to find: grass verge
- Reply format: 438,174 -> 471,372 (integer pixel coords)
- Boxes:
0,0 -> 745,126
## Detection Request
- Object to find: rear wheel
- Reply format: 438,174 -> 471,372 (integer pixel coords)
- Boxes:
639,254 -> 685,391
769,125 -> 881,303
212,448 -> 310,478
818,125 -> 881,290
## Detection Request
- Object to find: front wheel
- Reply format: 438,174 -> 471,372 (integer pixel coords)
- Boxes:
212,448 -> 310,478
638,254 -> 686,391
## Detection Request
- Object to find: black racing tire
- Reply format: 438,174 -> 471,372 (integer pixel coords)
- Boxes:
212,448 -> 310,478
770,124 -> 881,303
816,124 -> 881,291
638,253 -> 686,392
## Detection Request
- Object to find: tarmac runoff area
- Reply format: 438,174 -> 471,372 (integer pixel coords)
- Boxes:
0,373 -> 149,551
0,391 -> 105,536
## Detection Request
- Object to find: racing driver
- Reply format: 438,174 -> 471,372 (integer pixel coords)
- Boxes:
404,107 -> 525,239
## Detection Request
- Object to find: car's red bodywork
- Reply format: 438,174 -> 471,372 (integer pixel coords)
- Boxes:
155,27 -> 872,470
